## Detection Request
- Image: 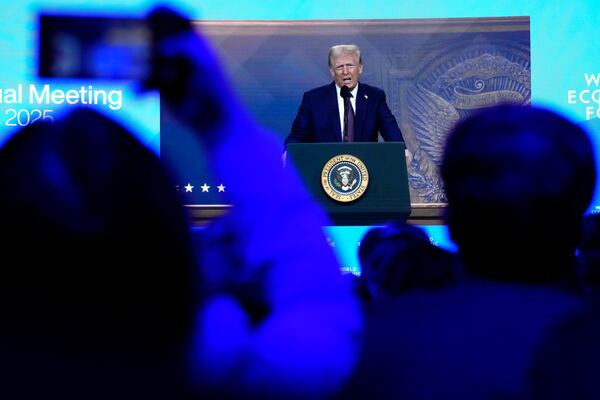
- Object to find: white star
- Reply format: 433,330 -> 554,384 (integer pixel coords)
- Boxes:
184,183 -> 193,192
200,183 -> 210,192
217,184 -> 226,192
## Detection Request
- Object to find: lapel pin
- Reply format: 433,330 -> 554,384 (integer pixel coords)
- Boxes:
364,94 -> 368,99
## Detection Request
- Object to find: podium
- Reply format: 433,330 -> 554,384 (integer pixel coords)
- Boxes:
287,142 -> 411,225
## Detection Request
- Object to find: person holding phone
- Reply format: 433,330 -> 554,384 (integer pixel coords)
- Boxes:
146,7 -> 362,400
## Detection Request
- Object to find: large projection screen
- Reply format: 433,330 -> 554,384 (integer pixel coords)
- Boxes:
162,17 -> 530,214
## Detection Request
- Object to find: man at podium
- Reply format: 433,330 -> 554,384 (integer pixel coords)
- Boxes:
285,44 -> 403,147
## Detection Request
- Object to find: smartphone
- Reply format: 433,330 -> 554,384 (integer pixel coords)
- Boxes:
38,14 -> 151,80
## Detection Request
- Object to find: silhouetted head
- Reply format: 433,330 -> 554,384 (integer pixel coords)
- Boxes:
441,105 -> 595,282
358,221 -> 457,299
0,107 -> 197,397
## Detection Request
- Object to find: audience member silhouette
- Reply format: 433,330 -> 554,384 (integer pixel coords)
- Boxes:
0,108 -> 198,399
148,7 -> 362,399
338,105 -> 595,400
357,220 -> 458,301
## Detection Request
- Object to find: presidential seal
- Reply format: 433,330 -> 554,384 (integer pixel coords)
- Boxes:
321,154 -> 369,202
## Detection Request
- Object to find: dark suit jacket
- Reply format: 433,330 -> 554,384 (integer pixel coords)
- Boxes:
285,82 -> 403,146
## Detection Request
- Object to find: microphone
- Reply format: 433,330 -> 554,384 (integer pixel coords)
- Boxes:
340,85 -> 351,99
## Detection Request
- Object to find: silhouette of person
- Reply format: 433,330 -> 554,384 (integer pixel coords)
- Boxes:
146,7 -> 362,399
0,108 -> 198,399
337,104 -> 595,400
357,220 -> 459,301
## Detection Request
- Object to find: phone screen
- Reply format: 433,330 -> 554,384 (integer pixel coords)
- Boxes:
38,14 -> 151,80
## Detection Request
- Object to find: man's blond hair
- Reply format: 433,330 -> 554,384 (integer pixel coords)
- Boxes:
328,44 -> 362,68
